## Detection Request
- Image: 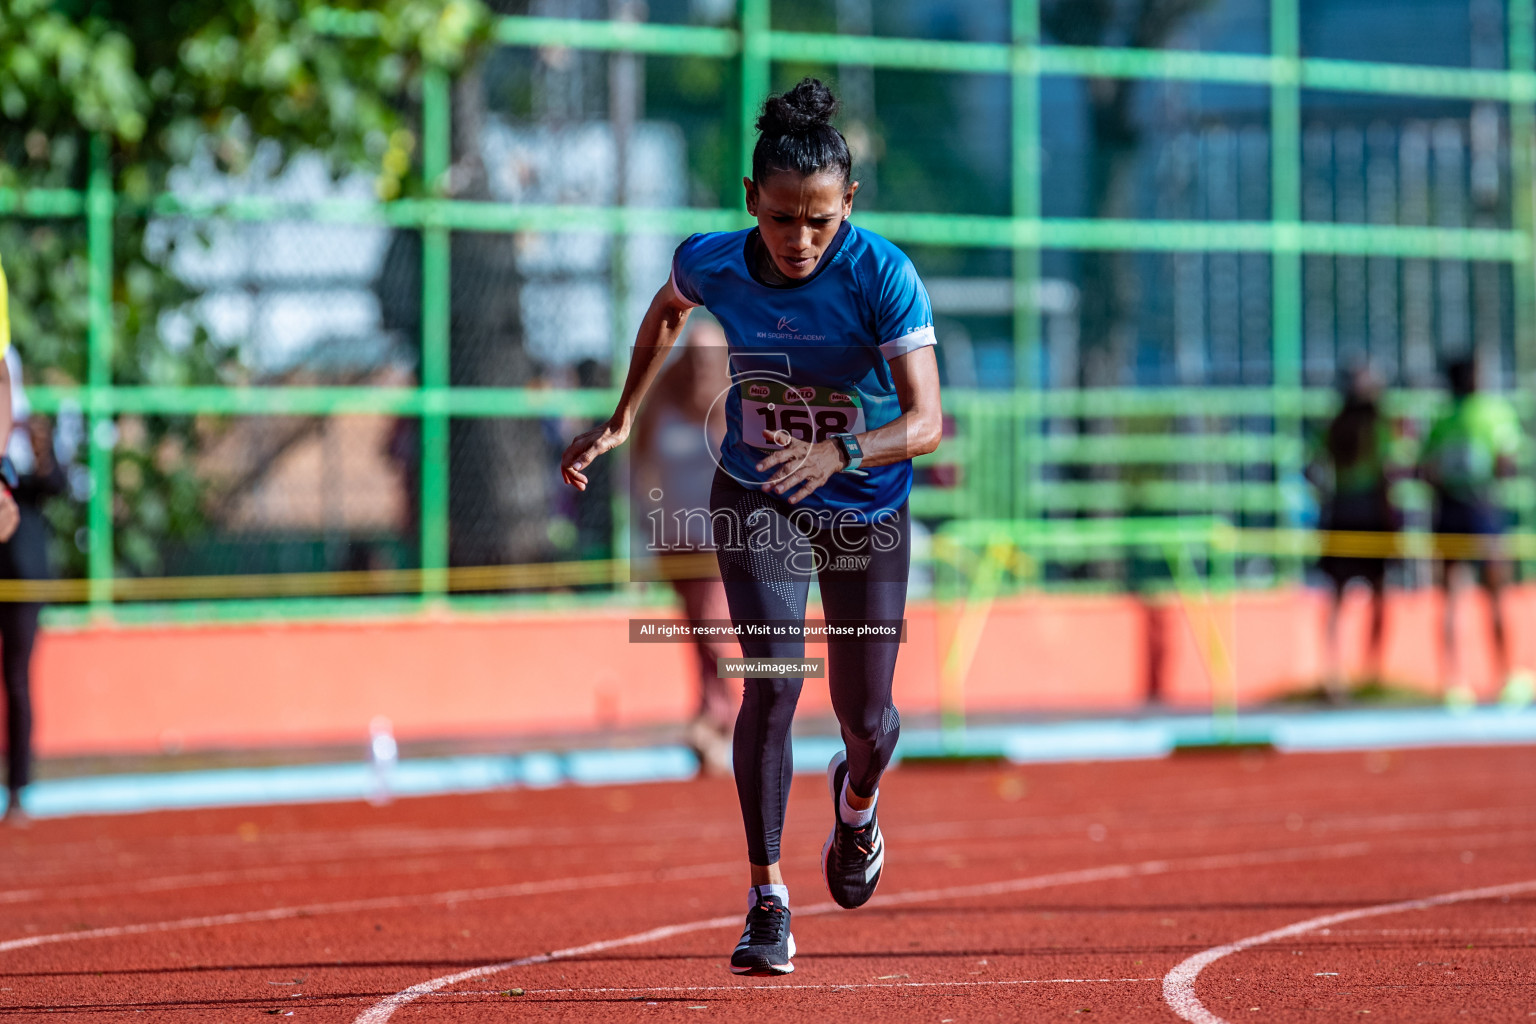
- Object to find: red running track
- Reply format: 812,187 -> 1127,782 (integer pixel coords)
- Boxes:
2,745 -> 1534,1022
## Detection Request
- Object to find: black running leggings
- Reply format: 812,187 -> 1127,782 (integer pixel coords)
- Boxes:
710,469 -> 908,866
1,602 -> 40,794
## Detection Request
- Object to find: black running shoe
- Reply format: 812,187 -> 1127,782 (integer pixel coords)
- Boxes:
821,751 -> 884,909
730,894 -> 795,976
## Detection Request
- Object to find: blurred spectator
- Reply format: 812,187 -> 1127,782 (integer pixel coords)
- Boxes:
385,417 -> 420,546
1123,476 -> 1171,706
1,349 -> 65,826
1419,355 -> 1528,709
631,319 -> 737,775
1307,365 -> 1400,703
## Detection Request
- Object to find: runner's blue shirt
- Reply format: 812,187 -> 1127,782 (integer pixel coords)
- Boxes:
669,221 -> 936,522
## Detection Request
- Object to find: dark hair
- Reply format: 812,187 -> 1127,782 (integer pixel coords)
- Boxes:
1327,369 -> 1382,471
751,78 -> 851,185
1445,355 -> 1477,398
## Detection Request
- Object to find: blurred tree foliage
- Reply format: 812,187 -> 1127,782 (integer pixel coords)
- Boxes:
0,0 -> 490,577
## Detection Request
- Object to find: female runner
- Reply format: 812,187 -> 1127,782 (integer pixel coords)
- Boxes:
561,78 -> 942,975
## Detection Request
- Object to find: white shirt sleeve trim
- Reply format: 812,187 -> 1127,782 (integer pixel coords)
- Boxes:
880,324 -> 936,360
668,267 -> 702,309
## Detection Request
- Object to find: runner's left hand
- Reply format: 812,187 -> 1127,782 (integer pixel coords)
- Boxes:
755,430 -> 843,504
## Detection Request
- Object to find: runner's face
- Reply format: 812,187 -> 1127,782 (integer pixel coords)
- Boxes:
744,171 -> 858,280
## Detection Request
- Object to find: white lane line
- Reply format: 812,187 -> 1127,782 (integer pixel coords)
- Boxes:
0,822 -> 745,882
1,843 -> 645,907
352,916 -> 739,1024
436,977 -> 1163,996
6,800 -> 1528,892
350,838 -> 1393,1024
1315,925 -> 1536,936
11,815 -> 1518,910
0,862 -> 735,955
897,805 -> 1536,845
9,800 -> 1528,882
0,865 -> 322,905
1162,878 -> 1536,1024
356,859 -> 1210,1024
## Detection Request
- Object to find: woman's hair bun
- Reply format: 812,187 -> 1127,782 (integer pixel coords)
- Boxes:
756,78 -> 839,136
750,78 -> 850,183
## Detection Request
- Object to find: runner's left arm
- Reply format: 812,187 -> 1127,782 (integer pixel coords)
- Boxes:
757,345 -> 942,503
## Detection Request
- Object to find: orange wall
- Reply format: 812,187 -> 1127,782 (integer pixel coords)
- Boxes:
32,586 -> 1536,757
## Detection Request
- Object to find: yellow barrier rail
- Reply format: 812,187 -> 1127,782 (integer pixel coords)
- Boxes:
0,552 -> 721,603
0,527 -> 1524,604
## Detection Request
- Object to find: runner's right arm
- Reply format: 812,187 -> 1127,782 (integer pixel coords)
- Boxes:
560,281 -> 693,491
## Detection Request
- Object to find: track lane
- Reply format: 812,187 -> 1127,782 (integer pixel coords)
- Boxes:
2,746 -> 1533,1022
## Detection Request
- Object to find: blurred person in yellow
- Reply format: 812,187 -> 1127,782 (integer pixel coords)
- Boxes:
0,254 -> 32,824
1418,354 -> 1530,711
0,353 -> 68,828
632,316 -> 738,776
0,256 -> 11,439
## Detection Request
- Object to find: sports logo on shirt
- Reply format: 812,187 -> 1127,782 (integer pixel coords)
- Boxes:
748,384 -> 771,399
829,392 -> 852,405
763,318 -> 824,341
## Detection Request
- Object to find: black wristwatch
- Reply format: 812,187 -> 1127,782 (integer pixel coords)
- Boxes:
830,432 -> 864,473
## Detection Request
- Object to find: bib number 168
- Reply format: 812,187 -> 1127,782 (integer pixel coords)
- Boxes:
740,381 -> 866,448
756,405 -> 854,443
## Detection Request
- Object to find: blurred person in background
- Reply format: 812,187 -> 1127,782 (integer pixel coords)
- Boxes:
631,316 -> 738,776
0,256 -> 35,825
0,258 -> 13,446
0,399 -> 65,828
1307,364 -> 1400,703
1419,354 -> 1528,710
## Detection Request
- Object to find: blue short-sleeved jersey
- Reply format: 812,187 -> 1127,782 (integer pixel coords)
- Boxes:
670,221 -> 935,522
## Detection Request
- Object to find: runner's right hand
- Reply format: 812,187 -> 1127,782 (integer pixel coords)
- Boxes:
561,422 -> 628,491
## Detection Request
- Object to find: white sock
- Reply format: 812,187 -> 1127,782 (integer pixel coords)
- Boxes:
839,778 -> 876,827
749,883 -> 789,909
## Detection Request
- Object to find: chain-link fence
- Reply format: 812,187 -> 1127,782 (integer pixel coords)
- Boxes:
2,0 -> 1534,618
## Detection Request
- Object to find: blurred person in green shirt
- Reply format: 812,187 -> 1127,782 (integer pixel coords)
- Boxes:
1308,364 -> 1401,703
1418,354 -> 1529,709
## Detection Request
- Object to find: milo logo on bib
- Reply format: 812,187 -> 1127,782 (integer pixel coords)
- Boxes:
737,378 -> 866,449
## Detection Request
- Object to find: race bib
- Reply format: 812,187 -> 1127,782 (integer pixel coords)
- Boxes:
737,379 -> 866,449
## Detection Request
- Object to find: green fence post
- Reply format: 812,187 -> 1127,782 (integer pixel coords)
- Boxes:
1510,0 -> 1536,579
420,67 -> 452,598
1270,0 -> 1303,584
739,0 -> 770,186
1012,0 -> 1041,526
86,134 -> 114,613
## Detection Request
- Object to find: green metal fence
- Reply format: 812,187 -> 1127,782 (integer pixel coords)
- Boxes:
1,0 -> 1533,621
